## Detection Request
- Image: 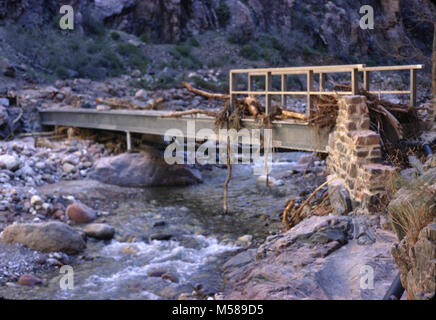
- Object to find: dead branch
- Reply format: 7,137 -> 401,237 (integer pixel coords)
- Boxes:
182,82 -> 229,100
282,199 -> 295,231
281,110 -> 309,120
283,177 -> 337,230
161,109 -> 217,118
303,185 -> 338,219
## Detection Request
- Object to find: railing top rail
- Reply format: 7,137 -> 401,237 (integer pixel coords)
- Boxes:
230,64 -> 365,74
230,64 -> 424,75
360,65 -> 423,71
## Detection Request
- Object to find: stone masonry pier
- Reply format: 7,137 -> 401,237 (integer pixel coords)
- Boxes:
327,96 -> 397,213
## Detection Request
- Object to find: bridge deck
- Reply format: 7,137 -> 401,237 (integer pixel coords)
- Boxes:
39,109 -> 329,153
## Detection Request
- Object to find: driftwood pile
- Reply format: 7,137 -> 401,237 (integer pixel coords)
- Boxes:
312,85 -> 421,145
165,82 -> 308,127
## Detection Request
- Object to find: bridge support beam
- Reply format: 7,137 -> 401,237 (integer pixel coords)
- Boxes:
126,131 -> 132,152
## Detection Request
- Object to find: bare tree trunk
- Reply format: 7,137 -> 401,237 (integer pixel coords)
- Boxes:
432,23 -> 436,116
432,23 -> 436,96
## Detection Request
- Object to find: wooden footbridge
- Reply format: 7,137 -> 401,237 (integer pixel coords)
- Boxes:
39,64 -> 422,153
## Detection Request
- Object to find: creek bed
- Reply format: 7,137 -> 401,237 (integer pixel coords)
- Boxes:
0,152 -> 325,299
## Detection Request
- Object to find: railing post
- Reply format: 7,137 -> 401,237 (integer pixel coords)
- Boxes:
363,70 -> 370,91
230,71 -> 236,111
410,68 -> 417,107
281,74 -> 287,107
248,74 -> 254,93
307,70 -> 314,117
351,68 -> 359,95
320,73 -> 326,92
266,72 -> 272,115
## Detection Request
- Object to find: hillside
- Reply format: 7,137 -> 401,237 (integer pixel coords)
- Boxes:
0,0 -> 434,100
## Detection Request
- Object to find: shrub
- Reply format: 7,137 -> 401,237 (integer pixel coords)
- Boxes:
174,44 -> 192,57
187,37 -> 200,48
390,201 -> 435,246
117,43 -> 140,56
239,44 -> 260,60
110,32 -> 120,41
139,33 -> 149,43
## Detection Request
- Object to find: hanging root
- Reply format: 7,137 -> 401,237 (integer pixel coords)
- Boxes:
223,135 -> 232,214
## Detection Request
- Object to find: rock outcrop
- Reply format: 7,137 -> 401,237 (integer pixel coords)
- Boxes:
224,215 -> 398,300
89,150 -> 202,187
0,221 -> 86,254
1,0 -> 433,60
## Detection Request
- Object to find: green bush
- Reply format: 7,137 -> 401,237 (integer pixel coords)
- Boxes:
239,44 -> 260,60
140,33 -> 149,43
191,76 -> 228,93
168,43 -> 202,70
110,32 -> 120,40
174,44 -> 192,57
87,41 -> 104,54
117,43 -> 140,56
187,37 -> 200,48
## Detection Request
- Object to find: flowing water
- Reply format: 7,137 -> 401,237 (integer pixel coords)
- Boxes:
0,152 -> 324,299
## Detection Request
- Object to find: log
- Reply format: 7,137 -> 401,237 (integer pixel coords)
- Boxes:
281,110 -> 309,120
374,104 -> 404,140
182,82 -> 229,100
161,109 -> 217,118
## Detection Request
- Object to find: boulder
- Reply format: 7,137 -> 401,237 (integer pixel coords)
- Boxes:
18,274 -> 42,286
1,222 -> 86,254
135,89 -> 148,101
66,201 -> 97,223
89,151 -> 202,187
0,154 -> 20,171
327,176 -> 352,215
62,162 -> 76,173
83,223 -> 115,240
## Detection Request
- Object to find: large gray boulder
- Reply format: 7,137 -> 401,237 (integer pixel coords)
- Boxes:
89,151 -> 202,187
224,215 -> 398,300
1,221 -> 86,254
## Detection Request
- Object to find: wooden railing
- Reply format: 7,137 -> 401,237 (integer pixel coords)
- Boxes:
229,64 -> 423,118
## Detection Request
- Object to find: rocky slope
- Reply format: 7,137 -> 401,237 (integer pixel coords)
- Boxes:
0,1 -> 434,85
